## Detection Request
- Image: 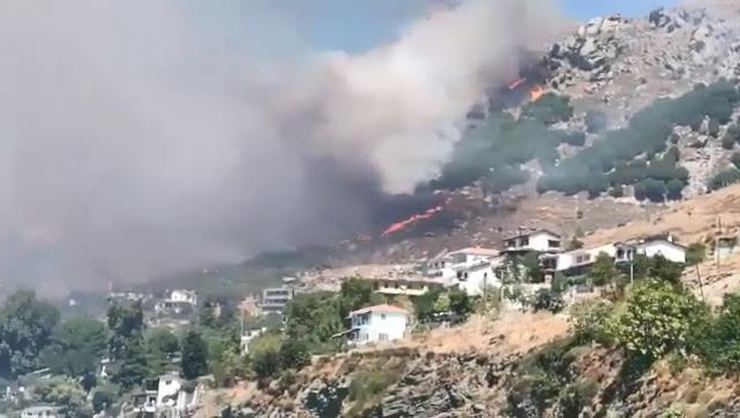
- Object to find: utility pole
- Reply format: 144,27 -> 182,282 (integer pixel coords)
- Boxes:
629,247 -> 635,286
695,264 -> 705,302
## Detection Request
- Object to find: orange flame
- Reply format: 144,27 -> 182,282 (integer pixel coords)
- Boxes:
530,85 -> 545,102
381,198 -> 452,237
508,77 -> 527,90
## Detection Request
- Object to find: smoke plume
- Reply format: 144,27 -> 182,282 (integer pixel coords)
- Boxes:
0,0 -> 562,296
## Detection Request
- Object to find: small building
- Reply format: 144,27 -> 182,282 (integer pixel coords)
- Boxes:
448,258 -> 503,296
169,289 -> 198,306
615,236 -> 686,264
130,373 -> 199,417
240,327 -> 266,355
540,244 -> 617,278
362,276 -> 444,297
346,304 -> 410,346
21,406 -> 61,418
261,287 -> 294,314
503,229 -> 562,254
425,247 -> 499,279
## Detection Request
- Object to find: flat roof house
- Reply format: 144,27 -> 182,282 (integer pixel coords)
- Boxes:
261,287 -> 294,314
503,229 -> 562,254
540,244 -> 617,277
615,236 -> 687,264
346,304 -> 410,346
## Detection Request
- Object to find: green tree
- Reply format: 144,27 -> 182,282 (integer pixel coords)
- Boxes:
569,300 -> 613,344
0,290 -> 60,378
709,168 -> 740,190
634,178 -> 666,202
107,300 -> 147,390
686,242 -> 707,266
693,294 -> 740,372
41,317 -> 107,386
34,375 -> 92,417
279,337 -> 310,370
412,289 -> 441,322
338,278 -> 375,317
250,334 -> 282,378
590,253 -> 618,287
666,179 -> 684,200
181,329 -> 209,380
448,289 -> 474,317
433,292 -> 451,313
284,292 -> 344,351
145,327 -> 180,376
611,279 -> 708,360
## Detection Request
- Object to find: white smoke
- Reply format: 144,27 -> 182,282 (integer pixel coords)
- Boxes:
0,0 -> 562,295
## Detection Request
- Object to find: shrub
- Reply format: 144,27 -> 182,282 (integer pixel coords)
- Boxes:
610,279 -> 709,361
569,300 -> 613,344
608,185 -> 624,198
709,168 -> 740,191
634,178 -> 666,202
666,179 -> 684,200
250,334 -> 282,378
722,134 -> 736,150
731,152 -> 740,169
685,242 -> 706,266
279,337 -> 311,370
532,289 -> 565,313
692,294 -> 740,372
522,93 -> 574,125
448,289 -> 474,317
558,379 -> 599,418
708,118 -> 721,137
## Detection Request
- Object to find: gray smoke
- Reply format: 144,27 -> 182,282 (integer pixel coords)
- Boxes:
0,0 -> 562,296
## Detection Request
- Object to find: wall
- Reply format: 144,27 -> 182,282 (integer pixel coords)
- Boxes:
640,241 -> 686,263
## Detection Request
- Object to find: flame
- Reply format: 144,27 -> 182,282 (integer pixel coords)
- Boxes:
381,198 -> 452,237
530,85 -> 545,102
508,77 -> 527,90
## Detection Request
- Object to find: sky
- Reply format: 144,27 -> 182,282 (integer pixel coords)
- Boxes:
306,0 -> 678,52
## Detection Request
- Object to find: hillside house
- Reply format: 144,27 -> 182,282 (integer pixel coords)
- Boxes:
169,289 -> 198,306
360,276 -> 443,297
540,244 -> 617,278
615,236 -> 687,264
423,247 -> 502,295
261,287 -> 294,314
130,373 -> 199,417
503,229 -> 562,254
346,304 -> 410,346
21,406 -> 60,418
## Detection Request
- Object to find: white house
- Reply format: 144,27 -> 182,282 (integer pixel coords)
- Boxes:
346,304 -> 410,346
169,289 -> 198,306
261,287 -> 294,314
240,327 -> 267,355
21,406 -> 60,418
615,236 -> 686,264
424,247 -> 501,295
540,244 -> 617,277
132,373 -> 200,417
503,229 -> 562,254
361,276 -> 443,297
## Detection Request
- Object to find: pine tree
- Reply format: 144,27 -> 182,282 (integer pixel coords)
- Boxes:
181,329 -> 208,380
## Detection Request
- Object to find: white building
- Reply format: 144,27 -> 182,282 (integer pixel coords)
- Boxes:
131,374 -> 200,418
503,229 -> 562,254
362,276 -> 443,297
615,236 -> 686,264
169,289 -> 198,306
21,406 -> 60,418
346,304 -> 410,346
424,247 -> 502,295
261,287 -> 294,314
540,244 -> 617,277
240,327 -> 266,355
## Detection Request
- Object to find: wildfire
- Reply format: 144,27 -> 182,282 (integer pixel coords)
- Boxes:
530,85 -> 545,102
381,197 -> 452,237
508,77 -> 527,90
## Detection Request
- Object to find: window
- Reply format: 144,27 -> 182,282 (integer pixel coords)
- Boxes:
548,240 -> 560,248
521,237 -> 530,246
379,333 -> 389,341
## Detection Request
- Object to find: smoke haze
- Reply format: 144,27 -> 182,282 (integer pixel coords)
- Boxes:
0,0 -> 562,296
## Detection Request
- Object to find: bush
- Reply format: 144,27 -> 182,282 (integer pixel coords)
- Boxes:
731,152 -> 740,169
610,279 -> 709,361
692,294 -> 740,372
608,185 -> 624,198
532,289 -> 565,313
448,289 -> 474,317
686,242 -> 706,266
709,168 -> 740,191
347,368 -> 402,415
666,178 -> 684,200
522,93 -> 574,125
708,118 -> 721,137
279,337 -> 311,370
250,334 -> 282,378
569,300 -> 613,344
634,178 -> 666,202
722,134 -> 736,150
